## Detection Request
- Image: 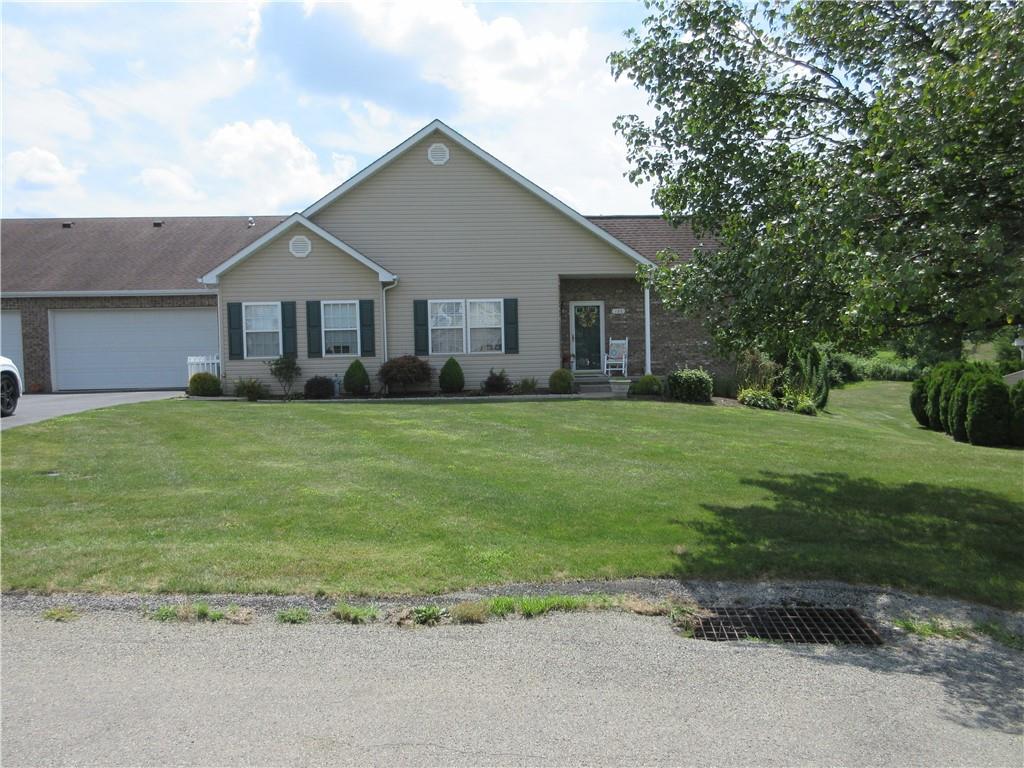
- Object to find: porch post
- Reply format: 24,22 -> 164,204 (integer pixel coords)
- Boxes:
643,284 -> 652,375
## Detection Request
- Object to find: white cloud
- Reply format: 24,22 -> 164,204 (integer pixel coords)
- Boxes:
4,147 -> 84,189
136,165 -> 205,202
318,100 -> 429,158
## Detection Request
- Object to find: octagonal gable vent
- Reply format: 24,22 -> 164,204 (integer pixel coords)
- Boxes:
427,142 -> 450,165
289,235 -> 312,258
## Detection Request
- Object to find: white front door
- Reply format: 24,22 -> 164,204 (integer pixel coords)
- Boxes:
569,301 -> 604,371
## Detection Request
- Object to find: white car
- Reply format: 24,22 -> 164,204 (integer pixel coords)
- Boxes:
1,356 -> 22,417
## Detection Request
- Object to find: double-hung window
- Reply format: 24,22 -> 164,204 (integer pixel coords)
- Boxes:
243,302 -> 282,358
467,299 -> 504,353
429,300 -> 466,354
322,301 -> 360,356
428,299 -> 505,354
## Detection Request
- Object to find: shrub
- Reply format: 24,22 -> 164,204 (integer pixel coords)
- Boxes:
234,378 -> 269,402
379,355 -> 431,393
412,605 -> 445,626
266,356 -> 301,401
782,387 -> 816,415
737,349 -> 781,390
926,362 -> 956,430
966,377 -> 1011,447
666,367 -> 713,403
304,375 -> 334,400
438,357 -> 465,394
737,387 -> 780,410
514,377 -> 538,395
1011,380 -> 1024,447
481,368 -> 512,394
548,368 -> 574,394
629,374 -> 663,397
948,372 -> 985,442
938,365 -> 969,433
910,378 -> 930,427
343,359 -> 371,396
188,372 -> 222,397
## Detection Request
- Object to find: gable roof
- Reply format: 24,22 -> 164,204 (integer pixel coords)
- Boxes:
198,213 -> 398,285
589,215 -> 710,262
302,119 -> 654,268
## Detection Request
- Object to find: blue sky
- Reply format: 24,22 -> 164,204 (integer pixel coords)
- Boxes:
2,1 -> 657,218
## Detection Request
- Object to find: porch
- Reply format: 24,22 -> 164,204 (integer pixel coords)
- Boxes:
559,277 -> 651,378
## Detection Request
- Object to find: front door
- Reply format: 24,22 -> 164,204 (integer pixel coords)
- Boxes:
570,301 -> 604,371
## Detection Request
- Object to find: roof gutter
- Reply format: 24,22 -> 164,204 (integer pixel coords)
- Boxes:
1,289 -> 216,298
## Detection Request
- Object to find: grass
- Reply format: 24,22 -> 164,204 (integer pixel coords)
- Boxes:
411,605 -> 445,625
276,607 -> 310,624
2,382 -> 1021,607
42,606 -> 79,622
450,601 -> 490,624
331,601 -> 379,624
487,594 -> 610,618
893,616 -> 975,641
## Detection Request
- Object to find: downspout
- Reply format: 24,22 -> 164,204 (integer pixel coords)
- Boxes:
643,283 -> 653,375
381,278 -> 398,361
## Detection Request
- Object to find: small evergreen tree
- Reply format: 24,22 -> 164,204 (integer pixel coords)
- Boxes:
438,357 -> 465,394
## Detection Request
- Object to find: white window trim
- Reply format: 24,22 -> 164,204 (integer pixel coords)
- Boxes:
467,298 -> 505,355
428,299 -> 466,356
321,300 -> 361,357
242,301 -> 283,360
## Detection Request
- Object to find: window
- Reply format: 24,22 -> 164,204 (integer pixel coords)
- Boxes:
429,300 -> 466,354
322,301 -> 360,356
468,299 -> 504,353
243,302 -> 281,358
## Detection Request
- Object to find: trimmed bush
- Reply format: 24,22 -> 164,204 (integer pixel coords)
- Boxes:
938,366 -> 970,433
234,378 -> 269,401
1010,380 -> 1024,447
514,377 -> 538,395
343,359 -> 371,396
666,368 -> 713,403
629,374 -> 663,397
548,368 -> 574,394
737,387 -> 780,410
304,375 -> 334,399
926,362 -> 958,430
966,377 -> 1011,447
947,372 -> 984,442
481,368 -> 512,394
438,357 -> 465,394
188,372 -> 222,397
379,355 -> 431,393
910,378 -> 930,427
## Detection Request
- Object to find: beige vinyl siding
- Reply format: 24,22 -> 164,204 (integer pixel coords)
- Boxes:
311,129 -> 639,385
218,229 -> 383,392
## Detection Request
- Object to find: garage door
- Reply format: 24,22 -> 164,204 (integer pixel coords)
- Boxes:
51,308 -> 218,391
1,310 -> 24,380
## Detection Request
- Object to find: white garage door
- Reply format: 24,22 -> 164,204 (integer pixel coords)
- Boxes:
51,308 -> 218,391
1,310 -> 24,380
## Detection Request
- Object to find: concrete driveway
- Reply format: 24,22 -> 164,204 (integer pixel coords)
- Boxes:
2,609 -> 1020,767
1,391 -> 180,430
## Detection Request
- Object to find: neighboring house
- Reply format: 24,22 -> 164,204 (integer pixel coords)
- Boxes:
1,120 -> 727,394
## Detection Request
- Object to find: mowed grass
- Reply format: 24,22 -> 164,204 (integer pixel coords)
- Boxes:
2,383 -> 1021,607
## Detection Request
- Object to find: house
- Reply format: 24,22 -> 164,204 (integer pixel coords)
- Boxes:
1,120 -> 728,394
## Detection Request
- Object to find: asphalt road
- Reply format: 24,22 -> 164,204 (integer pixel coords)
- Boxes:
2,609 -> 1020,767
0,391 -> 179,430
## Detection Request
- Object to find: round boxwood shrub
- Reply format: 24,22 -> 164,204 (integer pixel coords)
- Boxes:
188,372 -> 222,397
304,375 -> 334,400
909,378 -> 930,427
947,371 -> 984,442
234,378 -> 268,402
666,367 -> 713,403
966,376 -> 1011,447
438,357 -> 465,394
629,374 -> 663,397
548,368 -> 574,394
737,387 -> 779,410
343,359 -> 371,396
1010,380 -> 1024,447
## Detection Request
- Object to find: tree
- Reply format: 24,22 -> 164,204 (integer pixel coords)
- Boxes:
610,0 -> 1024,358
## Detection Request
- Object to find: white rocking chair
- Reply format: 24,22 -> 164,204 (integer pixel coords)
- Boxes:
603,338 -> 628,376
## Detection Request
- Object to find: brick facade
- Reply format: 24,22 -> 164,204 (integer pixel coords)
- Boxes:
559,278 -> 733,379
1,294 -> 217,393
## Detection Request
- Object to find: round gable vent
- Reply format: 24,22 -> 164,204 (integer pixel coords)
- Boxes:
289,235 -> 312,258
427,142 -> 450,165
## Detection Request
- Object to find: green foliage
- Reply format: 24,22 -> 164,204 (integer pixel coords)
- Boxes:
485,594 -> 609,618
966,377 -> 1011,447
737,387 -> 780,410
612,1 -> 1024,356
782,388 -> 816,416
666,368 -> 714,403
379,355 -> 431,393
303,376 -> 334,400
276,607 -> 310,624
893,616 -> 973,641
331,602 -> 379,624
150,605 -> 179,622
514,377 -> 538,395
785,347 -> 830,410
481,368 -> 512,395
926,362 -> 960,430
195,602 -> 224,622
548,368 -> 575,394
266,356 -> 301,401
42,606 -> 79,622
909,379 -> 930,428
438,357 -> 465,394
834,353 -> 923,385
234,378 -> 268,402
188,372 -> 222,397
1010,381 -> 1024,447
343,359 -> 371,396
990,327 -> 1024,375
629,374 -> 664,396
737,350 -> 781,391
947,372 -> 984,443
974,621 -> 1024,651
411,605 -> 445,626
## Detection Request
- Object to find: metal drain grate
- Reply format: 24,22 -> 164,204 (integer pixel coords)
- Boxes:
693,606 -> 883,645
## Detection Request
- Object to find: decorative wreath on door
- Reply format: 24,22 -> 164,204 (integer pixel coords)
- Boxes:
575,306 -> 598,328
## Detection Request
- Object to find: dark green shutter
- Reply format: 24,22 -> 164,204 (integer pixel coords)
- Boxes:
281,301 -> 297,359
227,302 -> 243,360
413,300 -> 429,356
503,298 -> 519,354
359,299 -> 376,357
306,301 -> 322,358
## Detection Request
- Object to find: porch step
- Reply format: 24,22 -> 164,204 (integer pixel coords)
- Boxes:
575,372 -> 612,393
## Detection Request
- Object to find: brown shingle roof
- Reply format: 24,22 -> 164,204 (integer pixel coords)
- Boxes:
0,213 -> 702,294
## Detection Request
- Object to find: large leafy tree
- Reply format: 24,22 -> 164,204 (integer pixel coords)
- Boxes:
610,0 -> 1024,358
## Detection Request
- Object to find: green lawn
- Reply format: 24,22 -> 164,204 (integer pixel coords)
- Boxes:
2,383 -> 1021,607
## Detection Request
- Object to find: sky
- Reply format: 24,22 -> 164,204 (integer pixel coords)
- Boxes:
1,1 -> 659,219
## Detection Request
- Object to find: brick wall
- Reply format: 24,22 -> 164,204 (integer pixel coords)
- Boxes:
1,294 -> 217,392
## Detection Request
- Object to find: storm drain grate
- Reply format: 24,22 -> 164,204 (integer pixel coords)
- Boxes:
693,606 -> 883,645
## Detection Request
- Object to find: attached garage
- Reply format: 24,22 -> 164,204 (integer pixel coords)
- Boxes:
50,308 -> 218,391
1,310 -> 24,380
